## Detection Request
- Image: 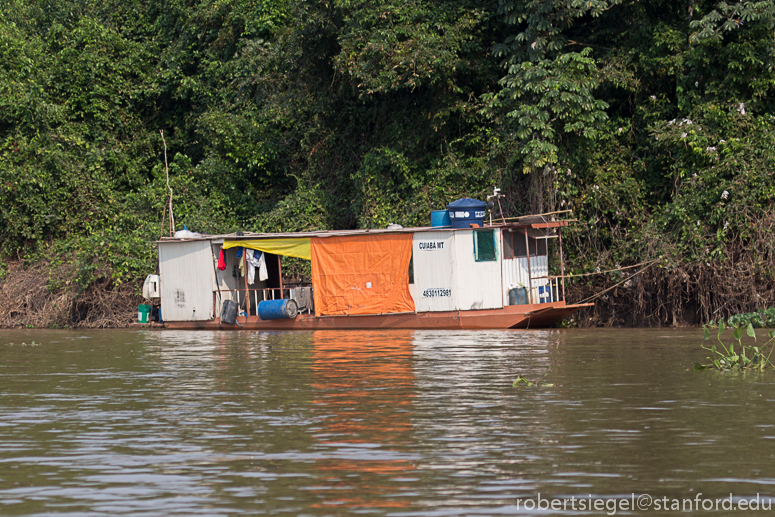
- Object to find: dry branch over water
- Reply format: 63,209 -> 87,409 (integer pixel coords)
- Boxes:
0,262 -> 142,329
568,211 -> 775,327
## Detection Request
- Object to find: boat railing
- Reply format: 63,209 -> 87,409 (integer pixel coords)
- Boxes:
212,287 -> 314,317
518,276 -> 560,304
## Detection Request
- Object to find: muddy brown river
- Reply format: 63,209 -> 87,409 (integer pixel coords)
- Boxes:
1,329 -> 774,515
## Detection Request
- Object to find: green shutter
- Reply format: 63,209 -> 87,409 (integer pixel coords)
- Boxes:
474,230 -> 496,261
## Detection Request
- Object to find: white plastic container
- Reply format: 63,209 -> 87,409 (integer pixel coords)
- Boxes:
142,274 -> 161,299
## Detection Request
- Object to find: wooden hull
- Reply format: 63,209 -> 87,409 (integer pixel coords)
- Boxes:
161,301 -> 593,331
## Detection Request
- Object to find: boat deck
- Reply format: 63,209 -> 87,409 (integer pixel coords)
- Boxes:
160,301 -> 593,331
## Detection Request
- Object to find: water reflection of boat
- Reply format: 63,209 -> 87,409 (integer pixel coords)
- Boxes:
153,210 -> 591,330
309,331 -> 415,509
311,331 -> 414,442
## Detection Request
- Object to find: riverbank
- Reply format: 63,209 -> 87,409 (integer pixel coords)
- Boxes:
0,261 -> 142,329
3,256 -> 773,329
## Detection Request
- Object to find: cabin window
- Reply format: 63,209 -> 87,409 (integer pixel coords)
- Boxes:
503,230 -> 514,258
408,253 -> 414,284
473,230 -> 497,261
503,230 -> 547,259
532,236 -> 547,256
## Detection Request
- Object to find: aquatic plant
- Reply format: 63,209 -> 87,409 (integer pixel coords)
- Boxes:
6,341 -> 39,347
708,307 -> 775,330
697,322 -> 775,371
513,369 -> 555,387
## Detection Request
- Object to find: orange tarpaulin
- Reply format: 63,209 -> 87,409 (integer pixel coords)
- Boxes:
311,234 -> 415,316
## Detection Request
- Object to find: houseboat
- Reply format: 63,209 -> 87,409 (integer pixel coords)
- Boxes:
146,202 -> 592,330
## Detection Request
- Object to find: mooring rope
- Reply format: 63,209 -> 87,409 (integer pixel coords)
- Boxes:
576,259 -> 660,305
555,259 -> 659,279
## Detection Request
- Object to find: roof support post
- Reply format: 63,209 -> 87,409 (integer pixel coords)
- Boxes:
524,228 -> 533,304
244,253 -> 251,315
278,255 -> 283,298
558,227 -> 566,302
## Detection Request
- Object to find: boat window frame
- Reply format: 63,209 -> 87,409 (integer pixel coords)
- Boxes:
473,229 -> 497,262
503,229 -> 546,259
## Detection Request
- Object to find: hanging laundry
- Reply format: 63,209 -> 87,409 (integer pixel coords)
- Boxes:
217,248 -> 226,271
246,249 -> 269,284
246,251 -> 255,285
257,251 -> 268,282
235,246 -> 244,279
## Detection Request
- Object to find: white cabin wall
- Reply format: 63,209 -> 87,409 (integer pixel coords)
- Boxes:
502,257 -> 530,304
502,255 -> 548,305
410,232 -> 457,312
159,240 -> 216,321
453,229 -> 503,310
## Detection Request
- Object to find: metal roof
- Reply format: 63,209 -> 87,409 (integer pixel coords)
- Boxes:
157,219 -> 570,244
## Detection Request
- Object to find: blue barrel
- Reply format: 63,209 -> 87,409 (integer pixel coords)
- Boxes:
446,198 -> 488,228
430,210 -> 451,227
258,299 -> 299,320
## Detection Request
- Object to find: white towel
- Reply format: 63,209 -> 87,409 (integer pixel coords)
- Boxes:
246,249 -> 269,284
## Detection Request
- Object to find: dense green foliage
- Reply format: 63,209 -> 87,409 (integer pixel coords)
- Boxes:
1,0 -> 774,323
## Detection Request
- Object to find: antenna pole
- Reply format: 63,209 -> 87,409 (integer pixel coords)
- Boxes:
160,130 -> 174,236
486,187 -> 506,225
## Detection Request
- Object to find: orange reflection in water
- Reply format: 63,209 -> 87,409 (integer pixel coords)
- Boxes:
310,330 -> 416,509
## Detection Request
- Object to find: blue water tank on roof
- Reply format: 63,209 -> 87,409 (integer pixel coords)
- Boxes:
430,210 -> 451,227
446,198 -> 487,228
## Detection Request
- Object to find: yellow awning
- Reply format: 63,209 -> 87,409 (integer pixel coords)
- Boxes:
223,238 -> 311,260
